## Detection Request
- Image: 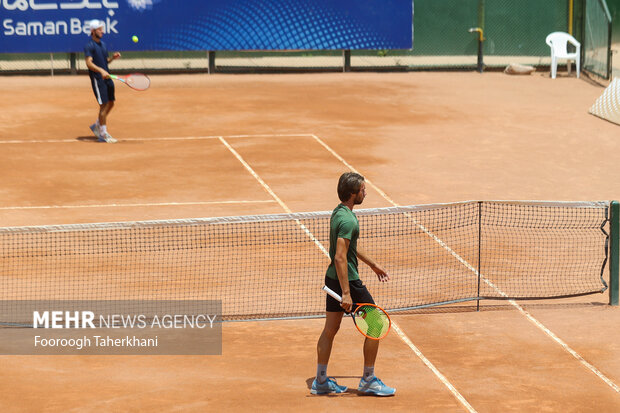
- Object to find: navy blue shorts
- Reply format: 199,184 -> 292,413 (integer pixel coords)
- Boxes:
90,76 -> 115,105
325,275 -> 375,312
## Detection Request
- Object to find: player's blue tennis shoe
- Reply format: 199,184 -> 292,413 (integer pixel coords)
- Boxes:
357,376 -> 396,396
311,377 -> 348,395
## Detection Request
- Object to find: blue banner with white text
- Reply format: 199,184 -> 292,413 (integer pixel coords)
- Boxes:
0,0 -> 413,53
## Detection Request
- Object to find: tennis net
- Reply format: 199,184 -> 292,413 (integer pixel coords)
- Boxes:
0,201 -> 610,322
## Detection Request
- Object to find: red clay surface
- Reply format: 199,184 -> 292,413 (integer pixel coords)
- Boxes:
1,72 -> 619,412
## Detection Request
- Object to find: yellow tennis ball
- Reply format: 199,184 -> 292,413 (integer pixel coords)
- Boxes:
132,35 -> 139,43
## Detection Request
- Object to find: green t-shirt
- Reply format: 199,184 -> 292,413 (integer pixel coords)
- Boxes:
325,204 -> 360,281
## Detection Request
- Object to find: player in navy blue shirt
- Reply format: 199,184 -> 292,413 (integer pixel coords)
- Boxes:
84,19 -> 121,143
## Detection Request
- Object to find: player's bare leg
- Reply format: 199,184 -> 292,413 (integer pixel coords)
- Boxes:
363,336 -> 379,367
97,102 -> 117,143
312,312 -> 347,394
317,311 -> 343,365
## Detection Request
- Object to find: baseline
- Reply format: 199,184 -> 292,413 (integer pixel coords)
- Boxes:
0,200 -> 276,211
0,133 -> 313,144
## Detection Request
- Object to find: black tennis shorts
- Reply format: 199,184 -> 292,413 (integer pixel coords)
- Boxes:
90,76 -> 115,105
325,275 -> 375,312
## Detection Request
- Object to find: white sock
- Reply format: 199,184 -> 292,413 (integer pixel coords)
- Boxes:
316,364 -> 328,384
100,125 -> 107,135
363,366 -> 375,381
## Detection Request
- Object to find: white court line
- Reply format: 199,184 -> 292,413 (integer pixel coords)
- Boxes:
0,200 -> 276,210
516,302 -> 620,393
225,133 -> 313,138
391,322 -> 477,413
218,138 -> 293,213
218,137 -> 329,257
0,139 -> 78,144
219,136 -> 475,412
125,133 -> 313,142
0,133 -> 313,144
311,133 -> 620,395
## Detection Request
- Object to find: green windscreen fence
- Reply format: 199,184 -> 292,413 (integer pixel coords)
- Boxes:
583,0 -> 613,79
483,0 -> 568,57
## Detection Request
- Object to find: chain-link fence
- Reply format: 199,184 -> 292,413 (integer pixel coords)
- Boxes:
583,0 -> 613,79
0,0 -> 615,77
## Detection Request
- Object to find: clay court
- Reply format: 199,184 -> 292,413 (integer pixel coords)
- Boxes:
1,71 -> 620,411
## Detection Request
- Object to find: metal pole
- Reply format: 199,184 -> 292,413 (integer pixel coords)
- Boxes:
207,51 -> 215,74
70,52 -> 77,75
477,40 -> 483,73
610,201 -> 619,306
607,12 -> 612,80
468,28 -> 484,73
580,0 -> 586,68
343,50 -> 351,73
568,0 -> 574,35
477,0 -> 485,73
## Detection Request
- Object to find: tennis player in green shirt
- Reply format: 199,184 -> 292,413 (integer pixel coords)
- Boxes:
312,172 -> 396,396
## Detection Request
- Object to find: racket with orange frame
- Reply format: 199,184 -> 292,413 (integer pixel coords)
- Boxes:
109,73 -> 150,91
323,285 -> 391,340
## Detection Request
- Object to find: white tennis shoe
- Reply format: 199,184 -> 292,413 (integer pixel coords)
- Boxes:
89,123 -> 102,141
101,132 -> 117,143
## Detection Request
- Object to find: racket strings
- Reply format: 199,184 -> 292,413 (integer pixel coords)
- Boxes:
353,305 -> 390,339
126,74 -> 150,90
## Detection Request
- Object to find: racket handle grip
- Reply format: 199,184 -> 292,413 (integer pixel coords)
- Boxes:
322,285 -> 342,302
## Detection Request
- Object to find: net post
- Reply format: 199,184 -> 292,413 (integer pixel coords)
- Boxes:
610,201 -> 619,306
477,201 -> 482,311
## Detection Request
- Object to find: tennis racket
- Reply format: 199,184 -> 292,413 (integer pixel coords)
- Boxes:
323,285 -> 391,340
109,73 -> 150,91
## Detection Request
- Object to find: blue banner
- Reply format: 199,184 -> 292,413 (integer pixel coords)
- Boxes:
0,0 -> 412,53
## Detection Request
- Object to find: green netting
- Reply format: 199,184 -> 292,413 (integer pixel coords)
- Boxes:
583,0 -> 613,79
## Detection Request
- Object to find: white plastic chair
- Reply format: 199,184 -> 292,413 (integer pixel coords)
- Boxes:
545,32 -> 581,79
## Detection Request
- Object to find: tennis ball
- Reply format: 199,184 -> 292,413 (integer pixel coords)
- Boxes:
132,35 -> 139,43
